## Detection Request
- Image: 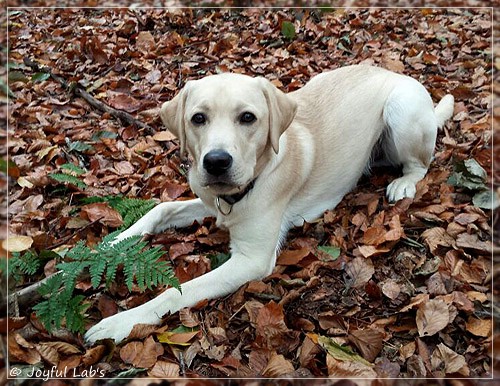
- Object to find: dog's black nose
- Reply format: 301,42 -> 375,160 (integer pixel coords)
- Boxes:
203,150 -> 233,176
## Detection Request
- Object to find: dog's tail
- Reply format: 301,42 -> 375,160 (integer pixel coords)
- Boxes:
434,94 -> 454,129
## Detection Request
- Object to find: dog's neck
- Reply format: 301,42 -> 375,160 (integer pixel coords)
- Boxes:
219,179 -> 256,206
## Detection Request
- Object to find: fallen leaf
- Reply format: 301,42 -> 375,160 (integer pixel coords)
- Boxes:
82,345 -> 106,366
348,328 -> 384,362
3,235 -> 33,252
148,360 -> 180,378
179,308 -> 200,328
81,202 -> 123,227
261,352 -> 294,377
136,31 -> 156,53
465,317 -> 491,337
255,301 -> 289,348
431,343 -> 469,376
107,93 -> 142,113
120,336 -> 164,368
381,279 -> 401,300
36,343 -> 60,366
277,248 -> 311,265
421,227 -> 455,254
326,353 -> 378,378
416,298 -> 450,337
345,257 -> 374,288
153,130 -> 177,142
157,330 -> 199,346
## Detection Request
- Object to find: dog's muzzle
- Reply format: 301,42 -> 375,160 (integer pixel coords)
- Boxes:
203,149 -> 233,177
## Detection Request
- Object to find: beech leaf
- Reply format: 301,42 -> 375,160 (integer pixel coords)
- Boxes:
416,299 -> 450,337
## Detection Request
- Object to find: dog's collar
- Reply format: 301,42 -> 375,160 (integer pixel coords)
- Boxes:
216,179 -> 256,215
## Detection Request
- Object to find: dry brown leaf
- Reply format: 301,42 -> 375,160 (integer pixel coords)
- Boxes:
179,308 -> 200,328
456,232 -> 492,253
128,323 -> 161,341
298,335 -> 321,368
357,244 -> 391,258
326,354 -> 377,378
157,330 -> 199,345
348,328 -> 384,363
362,226 -> 386,245
148,360 -> 180,378
169,242 -> 195,260
107,93 -> 143,113
466,317 -> 491,337
36,343 -> 60,366
345,257 -> 374,288
81,202 -> 123,227
120,336 -> 164,368
416,298 -> 450,337
82,345 -> 106,366
43,341 -> 81,355
381,279 -> 401,300
431,343 -> 469,376
3,235 -> 33,252
153,130 -> 177,142
277,248 -> 311,266
261,352 -> 294,377
399,341 -> 416,361
8,334 -> 41,365
200,335 -> 226,361
421,227 -> 455,254
136,31 -> 156,53
114,160 -> 134,175
255,301 -> 289,346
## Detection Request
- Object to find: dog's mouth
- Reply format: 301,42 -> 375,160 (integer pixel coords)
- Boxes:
204,181 -> 242,195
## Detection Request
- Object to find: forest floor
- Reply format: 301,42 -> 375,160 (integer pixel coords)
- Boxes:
3,6 -> 497,384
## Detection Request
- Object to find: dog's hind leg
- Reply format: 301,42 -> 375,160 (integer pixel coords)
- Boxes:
382,82 -> 454,202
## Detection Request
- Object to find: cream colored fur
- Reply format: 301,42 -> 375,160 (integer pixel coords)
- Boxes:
85,65 -> 454,344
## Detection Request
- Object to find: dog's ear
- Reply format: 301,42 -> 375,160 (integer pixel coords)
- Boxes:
160,83 -> 190,158
260,78 -> 297,154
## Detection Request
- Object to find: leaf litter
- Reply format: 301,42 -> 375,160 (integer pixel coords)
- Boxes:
4,6 -> 494,381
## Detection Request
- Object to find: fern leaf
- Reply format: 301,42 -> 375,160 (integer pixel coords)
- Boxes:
60,163 -> 86,176
113,198 -> 156,229
49,173 -> 87,190
9,250 -> 43,282
65,295 -> 89,333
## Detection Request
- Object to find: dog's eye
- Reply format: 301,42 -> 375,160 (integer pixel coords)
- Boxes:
191,113 -> 206,125
240,112 -> 256,124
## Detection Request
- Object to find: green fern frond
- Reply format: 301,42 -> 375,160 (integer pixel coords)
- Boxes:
60,163 -> 86,176
49,173 -> 87,190
113,199 -> 156,229
9,250 -> 44,283
31,204 -> 180,334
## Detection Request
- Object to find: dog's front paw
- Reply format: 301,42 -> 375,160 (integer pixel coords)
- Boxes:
386,176 -> 417,202
84,309 -> 161,345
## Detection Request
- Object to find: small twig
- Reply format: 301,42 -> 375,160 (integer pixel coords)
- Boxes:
23,57 -> 156,135
48,218 -> 102,250
5,271 -> 62,315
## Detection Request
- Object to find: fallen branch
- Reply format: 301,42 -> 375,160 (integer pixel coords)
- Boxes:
23,57 -> 156,135
6,271 -> 62,315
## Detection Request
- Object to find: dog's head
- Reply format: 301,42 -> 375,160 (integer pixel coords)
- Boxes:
160,73 -> 297,196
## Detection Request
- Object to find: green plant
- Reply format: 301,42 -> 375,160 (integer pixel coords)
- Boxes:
81,196 -> 156,229
49,162 -> 87,190
447,158 -> 499,210
9,250 -> 44,282
31,232 -> 180,334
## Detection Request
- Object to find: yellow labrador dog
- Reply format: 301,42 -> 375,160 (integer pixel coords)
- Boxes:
85,65 -> 454,344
